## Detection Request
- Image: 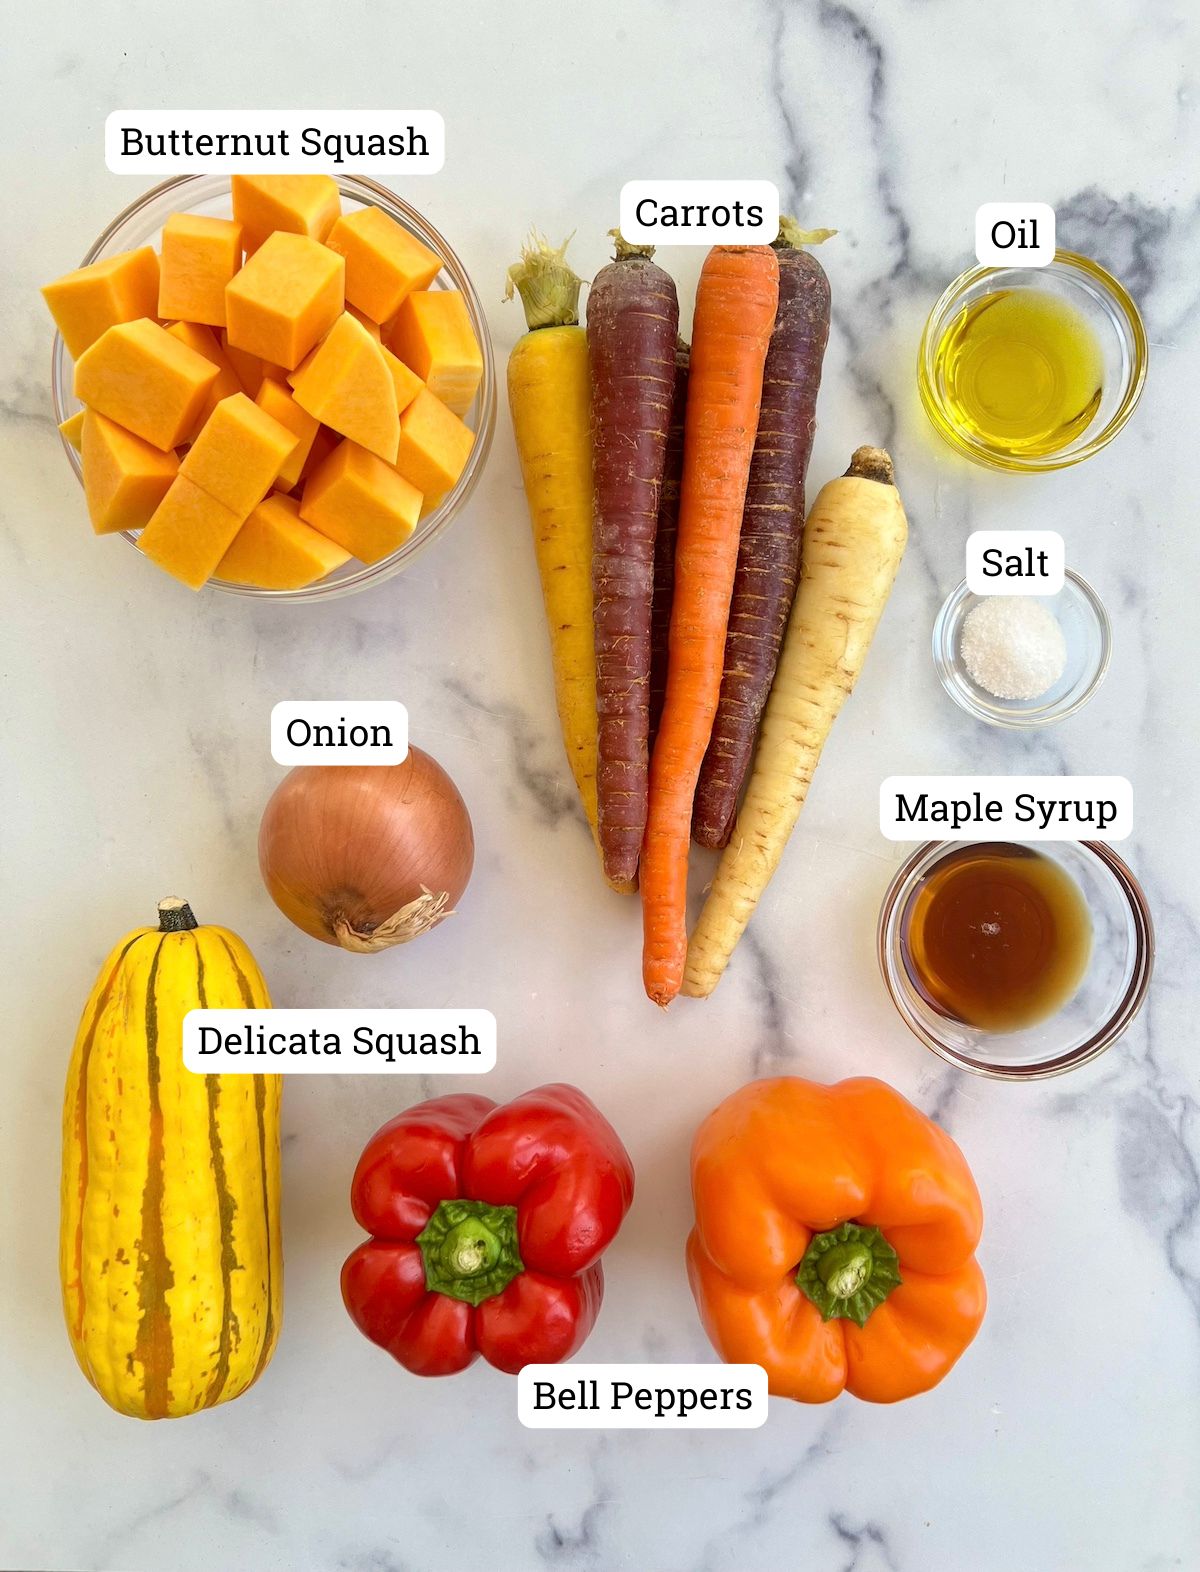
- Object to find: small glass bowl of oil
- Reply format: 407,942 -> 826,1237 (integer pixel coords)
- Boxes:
918,252 -> 1147,471
877,840 -> 1153,1079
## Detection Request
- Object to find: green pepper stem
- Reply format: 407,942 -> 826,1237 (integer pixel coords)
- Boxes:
417,1199 -> 524,1307
442,1218 -> 500,1277
817,1240 -> 873,1299
795,1222 -> 901,1328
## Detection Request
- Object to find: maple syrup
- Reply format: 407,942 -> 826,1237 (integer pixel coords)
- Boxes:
899,843 -> 1092,1033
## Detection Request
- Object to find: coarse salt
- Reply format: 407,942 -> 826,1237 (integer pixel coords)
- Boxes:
959,596 -> 1067,702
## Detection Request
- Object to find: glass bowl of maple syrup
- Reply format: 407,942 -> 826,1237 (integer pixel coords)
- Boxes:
877,840 -> 1154,1079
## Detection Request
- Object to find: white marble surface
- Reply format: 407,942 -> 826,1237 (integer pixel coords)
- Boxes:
3,3 -> 1199,1568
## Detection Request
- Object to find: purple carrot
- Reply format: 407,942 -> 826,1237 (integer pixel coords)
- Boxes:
692,221 -> 833,849
588,234 -> 680,885
648,338 -> 690,752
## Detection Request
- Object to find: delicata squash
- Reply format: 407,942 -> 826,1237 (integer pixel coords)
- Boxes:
60,898 -> 282,1419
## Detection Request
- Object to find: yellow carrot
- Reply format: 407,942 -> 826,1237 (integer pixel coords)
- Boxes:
683,446 -> 908,997
506,235 -> 626,886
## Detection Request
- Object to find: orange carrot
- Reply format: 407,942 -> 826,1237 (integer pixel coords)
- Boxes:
641,245 -> 780,1007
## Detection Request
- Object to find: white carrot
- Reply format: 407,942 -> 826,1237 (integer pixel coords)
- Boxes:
682,446 -> 908,998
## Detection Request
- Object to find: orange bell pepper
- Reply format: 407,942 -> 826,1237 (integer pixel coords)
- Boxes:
687,1076 -> 986,1404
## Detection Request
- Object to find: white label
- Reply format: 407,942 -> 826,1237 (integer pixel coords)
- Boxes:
271,701 -> 408,766
975,203 -> 1056,266
619,181 -> 779,245
184,1010 -> 496,1073
966,531 -> 1065,595
517,1365 -> 768,1429
105,111 -> 444,175
880,777 -> 1132,841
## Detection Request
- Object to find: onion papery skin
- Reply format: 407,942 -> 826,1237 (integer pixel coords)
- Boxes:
258,750 -> 475,952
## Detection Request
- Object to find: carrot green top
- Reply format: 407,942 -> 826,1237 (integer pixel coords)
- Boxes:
504,233 -> 584,331
607,228 -> 656,262
775,216 -> 837,250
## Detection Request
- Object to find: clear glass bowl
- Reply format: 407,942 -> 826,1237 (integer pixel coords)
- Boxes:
50,174 -> 496,601
932,570 -> 1110,727
877,840 -> 1154,1079
917,251 -> 1147,472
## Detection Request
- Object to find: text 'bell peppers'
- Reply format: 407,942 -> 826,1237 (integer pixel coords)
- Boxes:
687,1076 -> 986,1404
341,1084 -> 634,1376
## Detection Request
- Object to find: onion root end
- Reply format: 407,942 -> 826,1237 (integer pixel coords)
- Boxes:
331,887 -> 454,953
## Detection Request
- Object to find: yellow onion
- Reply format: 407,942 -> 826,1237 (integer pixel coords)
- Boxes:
258,750 -> 474,952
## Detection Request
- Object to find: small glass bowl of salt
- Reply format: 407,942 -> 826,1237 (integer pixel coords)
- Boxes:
932,571 -> 1111,727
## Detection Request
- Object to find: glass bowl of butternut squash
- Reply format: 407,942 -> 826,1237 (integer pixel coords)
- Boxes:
47,173 -> 496,599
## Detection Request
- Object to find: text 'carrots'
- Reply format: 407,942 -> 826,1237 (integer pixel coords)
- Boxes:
641,244 -> 780,1007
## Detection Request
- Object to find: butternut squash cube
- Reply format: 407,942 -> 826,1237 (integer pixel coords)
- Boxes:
74,319 -> 219,451
58,410 -> 85,452
231,174 -> 341,253
225,232 -> 344,371
326,207 -> 442,324
217,492 -> 351,589
289,312 -> 399,462
165,321 -> 243,438
179,393 -> 297,516
216,329 -> 279,398
220,328 -> 263,395
386,290 -> 483,415
138,475 -> 245,589
166,321 -> 241,394
300,440 -> 421,564
381,346 -> 424,416
81,410 -> 179,535
158,213 -> 243,326
254,378 -> 320,489
297,424 -> 339,490
41,247 -> 160,358
347,304 -> 382,340
393,389 -> 474,505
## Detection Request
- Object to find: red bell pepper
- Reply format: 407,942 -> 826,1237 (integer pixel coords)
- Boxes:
341,1084 -> 635,1376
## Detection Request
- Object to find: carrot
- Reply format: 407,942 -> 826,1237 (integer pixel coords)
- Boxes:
587,235 -> 680,886
648,338 -> 690,751
683,447 -> 908,998
641,245 -> 780,1007
692,222 -> 834,848
505,234 -> 611,878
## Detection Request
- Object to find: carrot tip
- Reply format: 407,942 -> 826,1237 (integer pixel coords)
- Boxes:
645,981 -> 679,1008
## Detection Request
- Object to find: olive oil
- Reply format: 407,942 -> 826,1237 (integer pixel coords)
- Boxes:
934,290 -> 1103,457
899,844 -> 1092,1033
